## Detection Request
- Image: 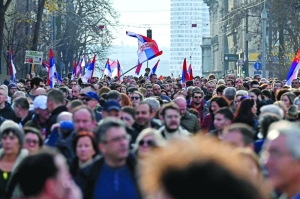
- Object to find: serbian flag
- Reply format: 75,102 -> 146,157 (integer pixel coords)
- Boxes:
135,63 -> 142,75
181,58 -> 189,86
286,49 -> 300,86
148,59 -> 160,79
188,64 -> 194,80
9,49 -> 17,83
76,56 -> 85,77
42,61 -> 49,72
104,59 -> 112,77
126,31 -> 163,68
117,60 -> 123,82
48,49 -> 56,88
71,60 -> 77,80
110,60 -> 117,69
81,54 -> 96,83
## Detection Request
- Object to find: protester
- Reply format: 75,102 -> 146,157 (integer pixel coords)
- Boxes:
0,87 -> 16,121
23,126 -> 43,154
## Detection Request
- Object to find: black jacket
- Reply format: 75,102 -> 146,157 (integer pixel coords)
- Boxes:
0,102 -> 16,121
75,154 -> 142,199
46,105 -> 68,137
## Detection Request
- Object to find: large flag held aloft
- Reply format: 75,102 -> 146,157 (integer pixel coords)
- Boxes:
181,58 -> 189,86
81,54 -> 96,83
286,49 -> 300,86
188,64 -> 194,80
126,31 -> 163,71
104,59 -> 112,77
48,49 -> 56,88
117,60 -> 123,82
9,49 -> 17,83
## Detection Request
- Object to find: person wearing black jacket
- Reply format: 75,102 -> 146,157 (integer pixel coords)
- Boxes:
46,89 -> 68,137
75,119 -> 141,199
0,87 -> 16,121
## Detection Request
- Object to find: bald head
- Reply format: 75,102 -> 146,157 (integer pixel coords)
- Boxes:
34,88 -> 46,97
57,112 -> 73,122
153,84 -> 161,96
174,97 -> 187,116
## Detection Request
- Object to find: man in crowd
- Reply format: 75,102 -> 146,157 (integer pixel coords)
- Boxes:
189,90 -> 205,124
263,120 -> 300,199
132,102 -> 161,132
146,85 -> 154,97
81,91 -> 102,122
71,85 -> 81,100
157,103 -> 190,140
13,97 -> 33,127
144,97 -> 162,125
209,107 -> 234,138
174,97 -> 200,134
33,87 -> 47,98
78,119 -> 140,199
150,74 -> 158,84
46,89 -> 68,136
204,80 -> 216,101
153,84 -> 171,102
222,123 -> 254,148
27,77 -> 44,100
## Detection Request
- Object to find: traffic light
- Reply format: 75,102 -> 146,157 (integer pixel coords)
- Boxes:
242,65 -> 246,74
147,29 -> 152,39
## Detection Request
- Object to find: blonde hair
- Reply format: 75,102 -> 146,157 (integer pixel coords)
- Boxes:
133,128 -> 165,153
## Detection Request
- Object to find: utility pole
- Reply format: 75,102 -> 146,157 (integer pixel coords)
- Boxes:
245,10 -> 249,77
268,0 -> 273,77
262,1 -> 267,77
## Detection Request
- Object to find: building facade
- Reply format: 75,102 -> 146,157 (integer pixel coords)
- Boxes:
170,0 -> 210,78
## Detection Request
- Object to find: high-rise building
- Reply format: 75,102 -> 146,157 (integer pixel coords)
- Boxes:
170,0 -> 210,78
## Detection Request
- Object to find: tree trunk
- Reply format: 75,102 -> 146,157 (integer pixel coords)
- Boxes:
32,0 -> 46,51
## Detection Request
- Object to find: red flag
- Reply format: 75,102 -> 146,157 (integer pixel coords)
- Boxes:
159,75 -> 163,80
181,58 -> 189,85
188,64 -> 194,80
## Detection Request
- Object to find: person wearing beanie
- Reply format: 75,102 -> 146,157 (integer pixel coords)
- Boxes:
0,120 -> 28,197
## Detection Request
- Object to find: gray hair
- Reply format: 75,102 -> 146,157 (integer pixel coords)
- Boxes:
267,120 -> 300,159
144,97 -> 160,112
0,87 -> 8,97
260,104 -> 284,119
223,87 -> 236,101
236,90 -> 248,96
95,118 -> 126,143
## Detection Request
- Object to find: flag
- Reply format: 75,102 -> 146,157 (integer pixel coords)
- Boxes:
81,54 -> 96,83
135,63 -> 142,75
104,59 -> 112,77
188,64 -> 194,80
48,49 -> 56,88
159,75 -> 163,81
117,60 -> 123,82
126,31 -> 163,66
110,60 -> 117,69
71,60 -> 77,80
181,58 -> 189,85
76,56 -> 85,77
9,49 -> 17,83
148,59 -> 160,79
42,61 -> 49,72
286,49 -> 300,86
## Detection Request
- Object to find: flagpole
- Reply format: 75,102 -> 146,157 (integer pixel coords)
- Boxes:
119,63 -> 141,78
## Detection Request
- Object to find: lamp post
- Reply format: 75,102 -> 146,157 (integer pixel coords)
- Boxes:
262,1 -> 267,77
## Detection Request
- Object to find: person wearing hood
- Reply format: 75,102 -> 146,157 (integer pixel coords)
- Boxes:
0,120 -> 28,197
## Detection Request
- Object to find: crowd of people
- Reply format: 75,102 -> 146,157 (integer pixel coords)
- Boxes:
0,70 -> 298,198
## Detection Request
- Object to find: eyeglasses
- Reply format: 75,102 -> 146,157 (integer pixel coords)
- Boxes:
104,134 -> 131,144
121,116 -> 132,121
82,98 -> 91,102
193,96 -> 202,99
25,139 -> 39,145
139,139 -> 156,147
131,97 -> 140,100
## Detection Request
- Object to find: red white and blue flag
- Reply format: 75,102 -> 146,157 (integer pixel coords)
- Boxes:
188,64 -> 194,80
126,31 -> 163,72
82,54 -> 96,83
286,49 -> 300,86
104,59 -> 112,77
148,59 -> 160,79
117,60 -> 123,82
48,49 -> 56,88
181,58 -> 190,86
71,60 -> 77,80
9,49 -> 17,83
135,63 -> 143,75
76,56 -> 85,77
42,61 -> 49,73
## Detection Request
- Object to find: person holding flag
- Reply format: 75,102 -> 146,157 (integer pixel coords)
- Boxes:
9,49 -> 17,83
103,59 -> 112,77
81,54 -> 96,83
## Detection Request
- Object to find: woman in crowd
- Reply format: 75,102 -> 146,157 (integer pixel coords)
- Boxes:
133,128 -> 165,159
131,91 -> 144,107
202,96 -> 230,132
70,131 -> 99,184
274,101 -> 287,118
248,88 -> 266,116
281,92 -> 296,109
120,93 -> 132,106
0,121 -> 28,197
233,99 -> 258,132
23,127 -> 43,154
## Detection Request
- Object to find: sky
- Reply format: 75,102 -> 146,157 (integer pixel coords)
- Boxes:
102,0 -> 171,76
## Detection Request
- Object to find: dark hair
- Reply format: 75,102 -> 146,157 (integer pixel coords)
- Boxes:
234,99 -> 256,127
107,90 -> 121,101
30,77 -> 43,89
275,88 -> 290,101
215,107 -> 234,121
243,82 -> 250,90
161,161 -> 265,199
8,150 -> 59,197
223,123 -> 254,146
68,99 -> 84,110
122,106 -> 135,118
13,97 -> 29,110
48,89 -> 64,104
188,108 -> 200,118
249,88 -> 261,98
216,85 -> 227,95
261,90 -> 272,99
250,80 -> 259,88
259,114 -> 280,138
150,74 -> 157,79
160,103 -> 180,118
209,96 -> 230,115
137,101 -> 153,114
